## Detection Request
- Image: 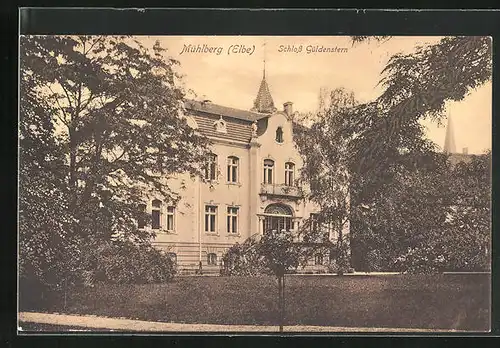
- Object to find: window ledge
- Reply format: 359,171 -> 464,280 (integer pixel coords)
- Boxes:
226,182 -> 242,187
155,230 -> 177,235
205,232 -> 220,236
227,233 -> 241,237
204,179 -> 219,185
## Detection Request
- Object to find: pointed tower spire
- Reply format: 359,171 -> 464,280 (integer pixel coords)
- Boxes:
251,42 -> 277,114
443,113 -> 457,154
263,42 -> 266,79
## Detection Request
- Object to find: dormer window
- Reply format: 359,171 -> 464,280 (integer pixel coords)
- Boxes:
214,116 -> 227,133
276,127 -> 284,143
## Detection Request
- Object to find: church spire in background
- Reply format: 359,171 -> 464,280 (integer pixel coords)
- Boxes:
251,42 -> 277,114
443,113 -> 457,154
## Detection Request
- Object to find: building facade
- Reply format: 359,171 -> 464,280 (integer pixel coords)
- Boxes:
142,72 -> 348,273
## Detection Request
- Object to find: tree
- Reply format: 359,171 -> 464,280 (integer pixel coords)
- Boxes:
351,151 -> 454,272
222,229 -> 325,332
351,36 -> 492,173
348,36 -> 492,272
437,152 -> 491,271
19,35 -> 210,289
295,87 -> 358,275
19,50 -> 78,297
297,38 -> 492,273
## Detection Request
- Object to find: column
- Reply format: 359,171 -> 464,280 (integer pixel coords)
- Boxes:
249,140 -> 261,236
258,215 -> 264,235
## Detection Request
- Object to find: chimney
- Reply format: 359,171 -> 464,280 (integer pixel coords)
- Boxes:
463,147 -> 468,155
283,102 -> 293,118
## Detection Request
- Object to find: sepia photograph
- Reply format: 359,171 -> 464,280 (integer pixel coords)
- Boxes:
18,34 -> 492,333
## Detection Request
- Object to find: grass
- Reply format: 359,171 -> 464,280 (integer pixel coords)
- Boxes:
21,274 -> 490,331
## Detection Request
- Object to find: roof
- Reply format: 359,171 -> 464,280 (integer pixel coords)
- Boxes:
448,153 -> 473,167
251,73 -> 277,114
184,99 -> 266,123
191,114 -> 254,143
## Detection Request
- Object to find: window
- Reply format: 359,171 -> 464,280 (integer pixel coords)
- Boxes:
138,203 -> 147,229
207,253 -> 218,265
205,153 -> 217,180
166,206 -> 175,232
276,127 -> 284,143
152,199 -> 162,230
167,252 -> 177,264
227,156 -> 239,183
214,116 -> 227,133
263,159 -> 274,184
285,162 -> 295,186
205,205 -> 217,233
329,249 -> 337,262
310,213 -> 319,233
227,207 -> 239,234
314,253 -> 324,265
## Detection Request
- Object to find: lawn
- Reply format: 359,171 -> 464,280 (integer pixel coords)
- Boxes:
21,274 -> 490,331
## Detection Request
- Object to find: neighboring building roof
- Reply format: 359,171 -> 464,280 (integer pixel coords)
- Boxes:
251,70 -> 277,114
184,99 -> 266,123
448,153 -> 473,166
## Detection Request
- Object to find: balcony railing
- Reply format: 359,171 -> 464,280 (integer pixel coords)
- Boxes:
259,183 -> 304,199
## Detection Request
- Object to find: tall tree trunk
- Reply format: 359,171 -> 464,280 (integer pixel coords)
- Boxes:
282,274 -> 286,331
68,127 -> 77,197
68,126 -> 80,237
278,275 -> 283,333
338,228 -> 344,276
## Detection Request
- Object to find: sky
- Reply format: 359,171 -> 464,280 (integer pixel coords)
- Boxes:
137,36 -> 492,155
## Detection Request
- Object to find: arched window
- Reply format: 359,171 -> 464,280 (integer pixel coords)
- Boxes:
205,153 -> 217,180
315,253 -> 324,265
264,203 -> 293,216
263,159 -> 274,184
263,203 -> 293,233
227,156 -> 239,183
207,253 -> 218,265
284,162 -> 295,186
276,127 -> 284,143
152,199 -> 162,230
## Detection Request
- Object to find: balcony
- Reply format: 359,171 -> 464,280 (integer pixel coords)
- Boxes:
259,183 -> 304,200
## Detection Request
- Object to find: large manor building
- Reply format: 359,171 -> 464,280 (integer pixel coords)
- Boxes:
142,70 -> 348,273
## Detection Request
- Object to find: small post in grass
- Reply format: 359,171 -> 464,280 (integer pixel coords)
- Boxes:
63,277 -> 67,310
278,273 -> 283,332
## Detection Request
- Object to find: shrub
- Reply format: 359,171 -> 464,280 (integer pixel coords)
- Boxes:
393,245 -> 445,274
220,240 -> 271,276
82,240 -> 176,285
327,262 -> 355,275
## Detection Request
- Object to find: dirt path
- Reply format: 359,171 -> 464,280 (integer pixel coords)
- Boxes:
18,312 -> 466,333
